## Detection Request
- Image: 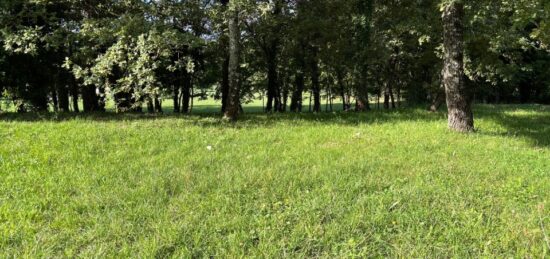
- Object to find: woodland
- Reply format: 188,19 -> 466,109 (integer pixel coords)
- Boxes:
0,0 -> 548,130
1,0 -> 550,257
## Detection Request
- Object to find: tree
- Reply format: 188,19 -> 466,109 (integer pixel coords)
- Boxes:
223,0 -> 242,121
442,1 -> 474,132
0,0 -> 549,121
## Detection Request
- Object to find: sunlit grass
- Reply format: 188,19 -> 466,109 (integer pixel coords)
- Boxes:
0,104 -> 549,257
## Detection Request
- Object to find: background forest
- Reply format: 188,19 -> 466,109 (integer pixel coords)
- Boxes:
1,0 -> 549,115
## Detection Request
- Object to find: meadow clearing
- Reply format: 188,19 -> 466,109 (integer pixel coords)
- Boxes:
0,103 -> 549,257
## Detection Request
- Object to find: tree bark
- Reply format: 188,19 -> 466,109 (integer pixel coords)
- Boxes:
83,85 -> 100,112
290,71 -> 304,112
383,83 -> 390,110
282,79 -> 289,112
389,84 -> 396,109
147,98 -> 155,113
309,91 -> 312,112
290,49 -> 306,112
310,51 -> 321,113
442,1 -> 474,132
336,70 -> 349,111
154,96 -> 162,113
51,86 -> 59,113
223,3 -> 241,121
58,84 -> 70,112
181,72 -> 191,113
265,47 -> 279,113
355,65 -> 371,111
173,85 -> 180,113
70,78 -> 79,112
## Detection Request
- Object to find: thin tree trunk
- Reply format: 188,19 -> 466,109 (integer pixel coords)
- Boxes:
290,52 -> 305,112
71,81 -> 79,112
182,73 -> 191,113
336,70 -> 349,111
147,97 -> 155,113
397,86 -> 401,108
356,69 -> 370,111
325,89 -> 329,112
309,91 -> 312,112
154,95 -> 162,113
311,52 -> 321,113
265,46 -> 279,113
262,93 -> 265,111
389,84 -> 396,109
282,85 -> 288,112
384,83 -> 390,110
58,84 -> 70,112
173,85 -> 180,113
190,87 -> 194,113
83,85 -> 99,112
290,73 -> 304,112
377,87 -> 381,110
442,1 -> 474,132
97,87 -> 106,112
51,85 -> 59,113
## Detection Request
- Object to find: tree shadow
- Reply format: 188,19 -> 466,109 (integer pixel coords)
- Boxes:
0,104 -> 445,127
475,104 -> 550,148
2,104 -> 549,148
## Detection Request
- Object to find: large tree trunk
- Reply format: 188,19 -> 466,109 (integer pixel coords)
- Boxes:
442,1 -> 474,132
223,3 -> 241,121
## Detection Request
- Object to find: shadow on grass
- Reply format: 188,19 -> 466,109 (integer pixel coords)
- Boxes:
0,104 -> 447,127
2,103 -> 550,147
475,104 -> 550,148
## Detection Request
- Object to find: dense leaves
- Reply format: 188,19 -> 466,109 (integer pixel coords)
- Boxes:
0,0 -> 549,113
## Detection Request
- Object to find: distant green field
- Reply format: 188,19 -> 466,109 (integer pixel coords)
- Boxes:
1,105 -> 549,257
0,94 -> 354,114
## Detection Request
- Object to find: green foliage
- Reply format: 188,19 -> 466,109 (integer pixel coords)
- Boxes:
1,0 -> 549,111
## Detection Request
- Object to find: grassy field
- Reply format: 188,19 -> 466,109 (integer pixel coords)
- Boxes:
0,104 -> 549,257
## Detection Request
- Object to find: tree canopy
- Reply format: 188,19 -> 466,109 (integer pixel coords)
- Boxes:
1,0 -> 549,125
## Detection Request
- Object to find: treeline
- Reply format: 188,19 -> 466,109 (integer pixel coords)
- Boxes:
0,1 -> 549,125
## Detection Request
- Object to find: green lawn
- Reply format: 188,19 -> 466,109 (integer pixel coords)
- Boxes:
0,104 -> 549,257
